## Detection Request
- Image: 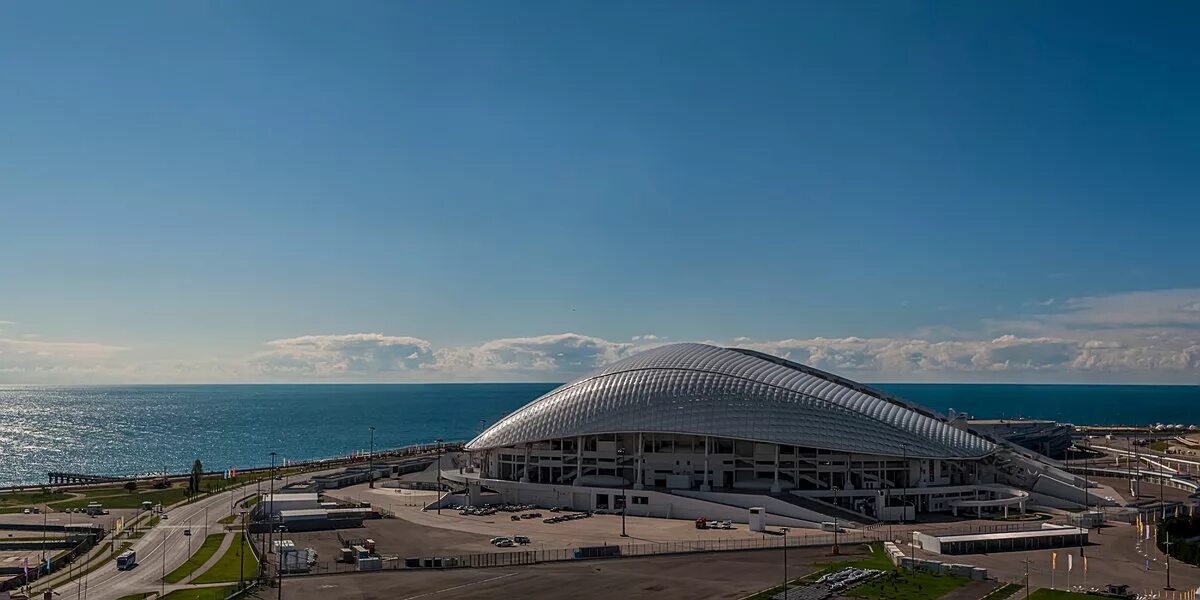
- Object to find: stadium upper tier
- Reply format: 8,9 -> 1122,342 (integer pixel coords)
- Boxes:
467,343 -> 995,459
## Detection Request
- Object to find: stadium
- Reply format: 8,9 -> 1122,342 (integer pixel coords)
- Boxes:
456,343 -> 1111,528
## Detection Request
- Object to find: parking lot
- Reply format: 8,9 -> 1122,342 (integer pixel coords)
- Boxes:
271,543 -> 848,600
318,482 -> 787,556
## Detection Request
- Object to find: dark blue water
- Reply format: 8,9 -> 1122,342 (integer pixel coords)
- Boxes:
0,383 -> 1196,487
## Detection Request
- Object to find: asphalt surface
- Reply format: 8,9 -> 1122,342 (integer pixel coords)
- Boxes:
274,544 -> 846,600
46,475 -> 303,600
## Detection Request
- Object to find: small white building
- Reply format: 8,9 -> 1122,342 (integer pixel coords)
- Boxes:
262,493 -> 320,516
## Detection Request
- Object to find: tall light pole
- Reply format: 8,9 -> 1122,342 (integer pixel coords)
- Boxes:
832,486 -> 841,555
901,444 -> 909,525
238,510 -> 247,590
1081,436 -> 1088,557
781,527 -> 790,594
616,448 -> 628,537
1158,447 -> 1166,521
1164,529 -> 1173,591
435,439 -> 444,515
369,426 -> 376,489
269,452 -> 277,556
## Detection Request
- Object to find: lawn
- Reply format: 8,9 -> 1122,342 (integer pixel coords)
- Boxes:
160,586 -> 237,600
846,568 -> 970,600
217,514 -> 236,525
51,486 -> 190,510
743,544 -> 893,600
802,543 -> 895,579
744,544 -> 971,600
163,533 -> 226,583
0,489 -> 70,507
192,533 -> 257,584
115,594 -> 153,600
1027,589 -> 1094,599
75,486 -> 130,498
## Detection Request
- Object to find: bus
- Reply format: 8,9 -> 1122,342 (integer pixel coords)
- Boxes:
116,550 -> 136,570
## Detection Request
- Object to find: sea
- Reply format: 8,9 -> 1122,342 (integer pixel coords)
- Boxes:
1,383 -> 1197,488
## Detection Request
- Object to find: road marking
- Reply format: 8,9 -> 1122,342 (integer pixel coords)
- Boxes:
399,572 -> 520,600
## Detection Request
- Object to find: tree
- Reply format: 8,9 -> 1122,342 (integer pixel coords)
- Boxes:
124,480 -> 138,493
190,459 -> 204,494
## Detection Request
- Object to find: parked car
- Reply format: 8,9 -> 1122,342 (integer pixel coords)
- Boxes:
22,508 -> 30,515
513,535 -> 531,545
495,539 -> 514,547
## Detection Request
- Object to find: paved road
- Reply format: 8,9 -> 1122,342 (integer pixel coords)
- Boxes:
53,480 -> 278,600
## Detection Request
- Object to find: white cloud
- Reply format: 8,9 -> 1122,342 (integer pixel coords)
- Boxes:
728,329 -> 1199,379
251,333 -> 434,377
1051,288 -> 1200,329
0,336 -> 129,381
434,333 -> 640,379
2,289 -> 1197,384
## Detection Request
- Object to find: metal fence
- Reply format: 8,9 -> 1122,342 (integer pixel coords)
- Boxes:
266,517 -> 1074,581
275,531 -> 884,578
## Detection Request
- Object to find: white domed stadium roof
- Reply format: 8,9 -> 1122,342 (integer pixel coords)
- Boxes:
467,343 -> 994,459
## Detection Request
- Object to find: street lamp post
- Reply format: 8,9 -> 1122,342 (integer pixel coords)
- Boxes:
269,452 -> 277,555
369,426 -> 376,489
901,444 -> 908,525
781,527 -> 790,594
832,486 -> 841,555
238,510 -> 247,590
616,448 -> 628,537
1164,530 -> 1173,591
1081,436 -> 1088,557
435,439 -> 444,516
1158,450 -> 1166,521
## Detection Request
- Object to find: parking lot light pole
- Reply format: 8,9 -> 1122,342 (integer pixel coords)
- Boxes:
269,451 -> 277,555
617,448 -> 628,537
781,527 -> 790,594
238,510 -> 247,590
436,439 -> 444,515
369,426 -> 376,489
832,486 -> 841,555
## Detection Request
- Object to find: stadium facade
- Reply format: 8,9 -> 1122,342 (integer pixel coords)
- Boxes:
456,343 -> 1110,527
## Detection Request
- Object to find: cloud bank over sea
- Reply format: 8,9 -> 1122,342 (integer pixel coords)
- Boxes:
3,288 -> 1199,384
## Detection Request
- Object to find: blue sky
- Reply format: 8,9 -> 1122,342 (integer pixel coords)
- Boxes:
1,2 -> 1198,383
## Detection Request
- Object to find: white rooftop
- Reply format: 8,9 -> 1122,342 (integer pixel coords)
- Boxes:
928,525 -> 1086,543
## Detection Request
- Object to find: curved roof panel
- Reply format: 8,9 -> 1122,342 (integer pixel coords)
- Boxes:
466,343 -> 994,459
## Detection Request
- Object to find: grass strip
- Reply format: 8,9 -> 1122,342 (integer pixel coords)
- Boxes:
1026,590 -> 1095,599
163,533 -> 225,584
192,533 -> 257,584
160,586 -> 236,600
